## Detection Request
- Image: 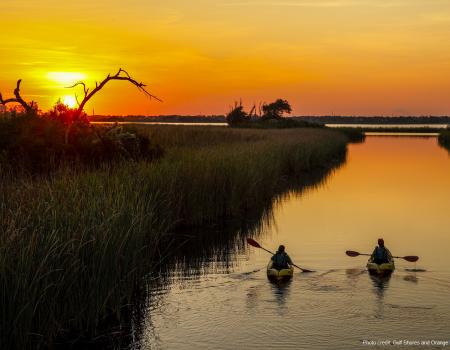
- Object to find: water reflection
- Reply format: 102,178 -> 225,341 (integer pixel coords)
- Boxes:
270,280 -> 292,310
369,273 -> 391,293
369,274 -> 391,320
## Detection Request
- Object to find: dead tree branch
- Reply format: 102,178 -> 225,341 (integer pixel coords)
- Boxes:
66,68 -> 162,116
0,80 -> 35,114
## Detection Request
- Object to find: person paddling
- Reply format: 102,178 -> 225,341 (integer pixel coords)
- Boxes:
371,238 -> 392,264
271,245 -> 293,270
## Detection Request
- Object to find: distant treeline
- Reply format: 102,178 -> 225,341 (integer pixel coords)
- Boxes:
90,115 -> 227,123
89,115 -> 450,125
294,116 -> 450,125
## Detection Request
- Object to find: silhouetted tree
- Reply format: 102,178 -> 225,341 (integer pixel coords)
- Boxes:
64,68 -> 161,143
261,99 -> 292,120
67,68 -> 161,117
226,101 -> 249,125
0,80 -> 37,114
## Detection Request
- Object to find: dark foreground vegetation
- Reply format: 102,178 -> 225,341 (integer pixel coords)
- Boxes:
0,118 -> 351,348
0,109 -> 162,173
438,129 -> 450,152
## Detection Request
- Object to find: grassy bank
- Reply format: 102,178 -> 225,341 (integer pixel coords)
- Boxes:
1,126 -> 349,348
438,129 -> 450,151
332,127 -> 366,143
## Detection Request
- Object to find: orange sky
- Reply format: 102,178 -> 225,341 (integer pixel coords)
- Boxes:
1,0 -> 450,116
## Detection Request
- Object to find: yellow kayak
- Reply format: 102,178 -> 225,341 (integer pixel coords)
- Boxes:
267,260 -> 294,281
367,258 -> 395,275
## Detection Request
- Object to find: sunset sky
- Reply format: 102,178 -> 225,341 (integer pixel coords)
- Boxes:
1,0 -> 450,116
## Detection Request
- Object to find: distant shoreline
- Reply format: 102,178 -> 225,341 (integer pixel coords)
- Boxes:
89,115 -> 450,125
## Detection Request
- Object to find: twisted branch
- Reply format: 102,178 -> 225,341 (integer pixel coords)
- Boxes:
66,68 -> 161,116
0,80 -> 35,114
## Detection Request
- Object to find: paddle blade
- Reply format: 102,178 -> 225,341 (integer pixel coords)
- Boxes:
298,267 -> 314,273
246,238 -> 261,248
346,250 -> 360,257
403,256 -> 419,262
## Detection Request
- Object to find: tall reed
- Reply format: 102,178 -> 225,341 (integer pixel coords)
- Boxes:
438,129 -> 450,151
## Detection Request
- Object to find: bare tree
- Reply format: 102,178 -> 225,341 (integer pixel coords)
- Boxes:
67,68 -> 161,117
0,80 -> 36,114
64,68 -> 161,144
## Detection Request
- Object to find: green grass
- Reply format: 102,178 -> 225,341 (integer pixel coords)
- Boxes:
0,126 -> 349,348
438,129 -> 450,151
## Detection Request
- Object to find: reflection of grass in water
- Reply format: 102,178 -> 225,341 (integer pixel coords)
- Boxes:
333,127 -> 365,142
0,126 -> 348,349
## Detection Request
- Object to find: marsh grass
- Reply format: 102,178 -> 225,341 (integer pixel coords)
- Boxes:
0,126 -> 348,348
438,129 -> 450,151
330,127 -> 366,142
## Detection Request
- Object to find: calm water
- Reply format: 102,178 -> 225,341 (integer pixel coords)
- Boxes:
133,136 -> 450,350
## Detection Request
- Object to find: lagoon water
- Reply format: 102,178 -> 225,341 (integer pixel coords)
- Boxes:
133,136 -> 450,350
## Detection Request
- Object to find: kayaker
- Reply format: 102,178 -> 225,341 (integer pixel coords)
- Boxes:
271,245 -> 293,270
371,238 -> 392,264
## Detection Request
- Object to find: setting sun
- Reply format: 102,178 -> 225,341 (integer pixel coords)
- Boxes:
62,95 -> 77,108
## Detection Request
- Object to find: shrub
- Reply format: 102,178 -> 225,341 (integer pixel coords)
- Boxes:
226,105 -> 249,125
0,105 -> 163,173
261,99 -> 292,120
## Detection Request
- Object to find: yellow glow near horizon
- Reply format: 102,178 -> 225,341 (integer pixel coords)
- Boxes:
47,72 -> 87,87
62,95 -> 77,109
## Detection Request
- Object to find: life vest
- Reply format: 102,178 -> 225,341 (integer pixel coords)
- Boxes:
272,252 -> 290,268
374,247 -> 389,262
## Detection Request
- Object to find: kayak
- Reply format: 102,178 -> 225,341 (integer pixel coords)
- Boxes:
267,260 -> 294,281
367,258 -> 395,275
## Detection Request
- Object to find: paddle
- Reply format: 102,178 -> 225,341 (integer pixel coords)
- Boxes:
345,250 -> 419,262
246,238 -> 314,272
